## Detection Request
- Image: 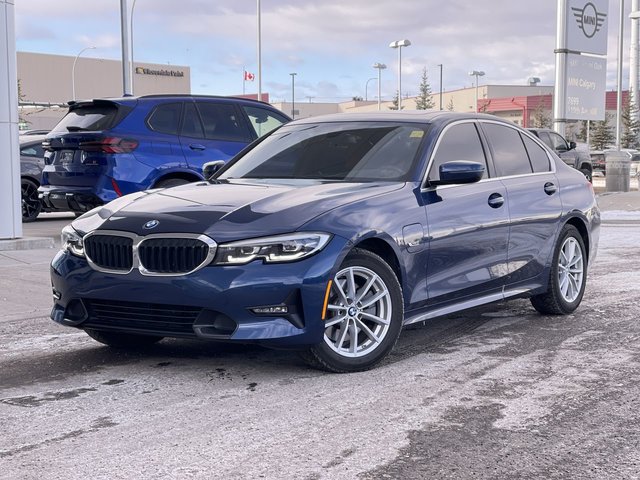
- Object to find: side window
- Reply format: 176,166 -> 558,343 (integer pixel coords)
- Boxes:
196,103 -> 252,142
181,102 -> 205,139
536,131 -> 553,150
146,102 -> 183,135
243,106 -> 289,138
21,144 -> 44,157
483,123 -> 533,177
548,132 -> 569,151
522,134 -> 551,172
429,122 -> 488,181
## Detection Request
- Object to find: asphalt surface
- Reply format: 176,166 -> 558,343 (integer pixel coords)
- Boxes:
1,194 -> 639,479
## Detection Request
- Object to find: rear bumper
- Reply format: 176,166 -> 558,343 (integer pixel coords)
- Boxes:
39,185 -> 104,213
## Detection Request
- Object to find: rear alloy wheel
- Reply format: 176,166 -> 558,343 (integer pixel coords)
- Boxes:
301,248 -> 403,373
531,224 -> 586,315
85,329 -> 164,348
21,178 -> 42,222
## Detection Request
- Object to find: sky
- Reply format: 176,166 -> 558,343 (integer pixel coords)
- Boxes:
13,0 -> 640,103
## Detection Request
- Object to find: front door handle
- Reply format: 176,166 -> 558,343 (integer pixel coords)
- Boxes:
544,182 -> 557,195
488,192 -> 505,208
189,144 -> 206,151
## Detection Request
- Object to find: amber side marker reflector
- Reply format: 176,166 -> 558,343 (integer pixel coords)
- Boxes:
321,280 -> 333,320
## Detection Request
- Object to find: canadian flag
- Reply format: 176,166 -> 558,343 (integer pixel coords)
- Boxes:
244,71 -> 255,81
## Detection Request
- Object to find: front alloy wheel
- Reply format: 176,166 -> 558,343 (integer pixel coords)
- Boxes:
301,248 -> 403,372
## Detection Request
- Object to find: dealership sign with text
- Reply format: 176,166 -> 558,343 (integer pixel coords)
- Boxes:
563,0 -> 608,121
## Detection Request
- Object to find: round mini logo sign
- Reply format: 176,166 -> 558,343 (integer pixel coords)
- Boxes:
143,220 -> 160,229
572,2 -> 607,39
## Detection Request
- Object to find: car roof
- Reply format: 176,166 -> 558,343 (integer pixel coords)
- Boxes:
288,110 -> 512,126
19,134 -> 47,145
67,94 -> 282,110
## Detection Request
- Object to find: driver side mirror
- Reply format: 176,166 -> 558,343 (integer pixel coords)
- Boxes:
203,160 -> 225,180
569,141 -> 577,150
427,161 -> 485,187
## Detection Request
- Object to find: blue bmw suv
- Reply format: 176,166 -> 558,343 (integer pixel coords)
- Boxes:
38,95 -> 290,213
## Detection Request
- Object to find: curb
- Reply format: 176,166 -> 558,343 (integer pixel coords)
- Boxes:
0,237 -> 55,251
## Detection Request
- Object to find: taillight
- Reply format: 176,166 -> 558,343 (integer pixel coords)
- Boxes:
80,137 -> 139,154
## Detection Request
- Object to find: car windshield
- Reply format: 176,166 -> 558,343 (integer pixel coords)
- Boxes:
218,121 -> 429,182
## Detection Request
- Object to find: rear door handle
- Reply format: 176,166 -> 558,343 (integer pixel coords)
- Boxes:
189,144 -> 206,151
488,192 -> 505,208
544,182 -> 557,195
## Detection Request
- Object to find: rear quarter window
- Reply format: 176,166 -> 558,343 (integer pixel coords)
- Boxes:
147,102 -> 183,135
522,134 -> 551,172
483,123 -> 533,177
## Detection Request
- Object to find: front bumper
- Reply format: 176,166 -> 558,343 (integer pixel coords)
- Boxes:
49,235 -> 349,348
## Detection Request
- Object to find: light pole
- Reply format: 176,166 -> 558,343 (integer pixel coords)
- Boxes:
257,0 -> 262,101
365,77 -> 376,101
631,6 -> 640,123
437,64 -> 443,110
290,72 -> 297,119
72,46 -> 96,101
130,0 -> 138,94
389,39 -> 411,110
468,70 -> 485,113
373,62 -> 386,111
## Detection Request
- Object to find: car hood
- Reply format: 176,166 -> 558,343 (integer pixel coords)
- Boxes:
73,179 -> 404,242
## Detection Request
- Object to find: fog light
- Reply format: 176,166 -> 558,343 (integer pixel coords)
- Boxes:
250,305 -> 289,315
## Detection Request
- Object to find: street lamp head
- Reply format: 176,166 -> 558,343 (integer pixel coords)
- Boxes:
290,72 -> 297,76
373,63 -> 387,70
630,10 -> 640,19
389,39 -> 411,48
468,70 -> 485,77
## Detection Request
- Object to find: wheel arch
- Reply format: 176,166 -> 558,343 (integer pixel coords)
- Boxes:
565,215 -> 590,262
21,174 -> 41,186
151,170 -> 202,188
352,236 -> 404,289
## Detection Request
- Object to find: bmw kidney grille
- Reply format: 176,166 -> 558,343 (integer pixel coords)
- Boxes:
83,231 -> 217,276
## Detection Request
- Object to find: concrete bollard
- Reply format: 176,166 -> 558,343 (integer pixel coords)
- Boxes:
605,151 -> 631,192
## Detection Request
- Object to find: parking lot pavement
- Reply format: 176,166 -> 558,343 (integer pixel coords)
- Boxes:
1,222 -> 639,479
0,196 -> 639,478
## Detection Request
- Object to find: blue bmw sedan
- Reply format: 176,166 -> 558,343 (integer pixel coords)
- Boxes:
50,112 -> 600,372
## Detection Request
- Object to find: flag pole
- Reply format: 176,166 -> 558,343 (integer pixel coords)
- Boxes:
242,66 -> 245,95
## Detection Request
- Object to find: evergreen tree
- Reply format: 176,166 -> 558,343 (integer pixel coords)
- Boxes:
590,114 -> 615,150
577,120 -> 589,143
415,67 -> 435,110
531,101 -> 551,128
17,79 -> 27,126
621,96 -> 640,149
446,98 -> 454,111
388,91 -> 403,110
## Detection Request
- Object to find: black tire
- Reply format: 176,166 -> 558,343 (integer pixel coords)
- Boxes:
579,168 -> 592,183
85,329 -> 164,348
300,248 -> 404,373
21,178 -> 42,222
155,178 -> 191,188
530,224 -> 587,315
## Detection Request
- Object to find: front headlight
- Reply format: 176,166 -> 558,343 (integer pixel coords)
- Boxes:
61,225 -> 85,257
214,232 -> 331,265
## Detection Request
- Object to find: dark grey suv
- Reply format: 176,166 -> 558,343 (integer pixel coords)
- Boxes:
20,134 -> 48,222
528,128 -> 592,181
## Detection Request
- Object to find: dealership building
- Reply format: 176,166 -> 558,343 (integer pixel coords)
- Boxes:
17,52 -> 624,139
17,51 -> 190,130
